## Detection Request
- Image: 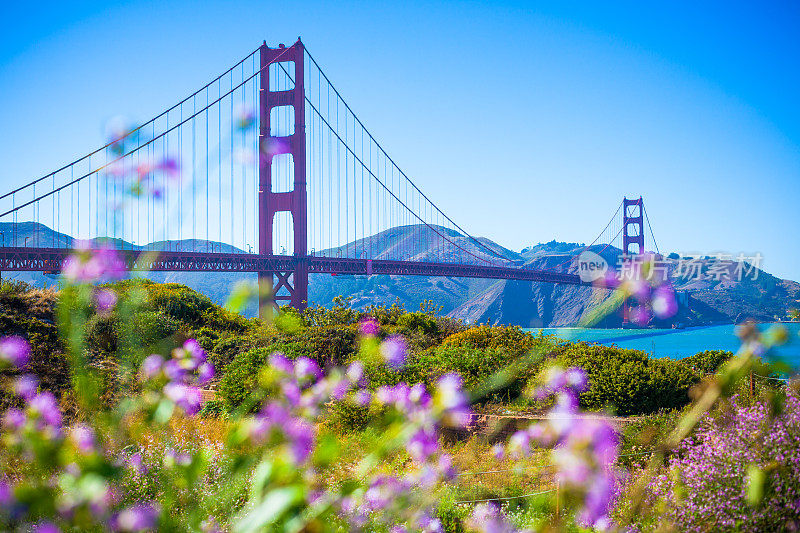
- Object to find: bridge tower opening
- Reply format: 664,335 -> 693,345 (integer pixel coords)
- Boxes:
258,39 -> 308,313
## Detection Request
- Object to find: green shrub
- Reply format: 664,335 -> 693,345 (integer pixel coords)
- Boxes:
199,399 -> 226,418
553,343 -> 701,416
396,312 -> 440,337
441,325 -> 541,358
219,344 -> 311,411
680,349 -> 733,375
323,400 -> 375,434
435,495 -> 468,533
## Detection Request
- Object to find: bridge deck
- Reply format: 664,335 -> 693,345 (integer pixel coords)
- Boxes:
0,247 -> 583,285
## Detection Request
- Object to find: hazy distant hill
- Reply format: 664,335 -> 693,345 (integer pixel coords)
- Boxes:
1,222 -> 798,327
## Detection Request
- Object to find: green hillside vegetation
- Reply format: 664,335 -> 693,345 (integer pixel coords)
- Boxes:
0,279 -> 741,420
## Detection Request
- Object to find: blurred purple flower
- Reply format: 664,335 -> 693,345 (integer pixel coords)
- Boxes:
0,335 -> 30,368
261,137 -> 291,159
3,408 -> 25,430
364,475 -> 407,511
407,427 -> 439,462
13,374 -> 38,400
62,242 -> 126,284
110,502 -> 159,532
127,452 -> 146,476
29,391 -> 62,428
32,522 -> 60,533
94,288 -> 118,315
466,503 -> 516,533
163,383 -> 202,416
491,443 -> 505,460
629,305 -> 651,326
417,514 -> 444,533
508,430 -> 532,458
156,157 -> 181,179
346,361 -> 366,387
182,339 -> 206,364
353,390 -> 371,406
652,285 -> 678,319
269,352 -> 294,375
163,359 -> 185,381
435,373 -> 472,427
140,354 -> 164,379
197,362 -> 215,386
165,449 -> 192,467
380,336 -> 407,369
295,357 -> 322,382
286,417 -> 315,464
281,381 -> 302,407
0,480 -> 13,506
70,424 -> 97,454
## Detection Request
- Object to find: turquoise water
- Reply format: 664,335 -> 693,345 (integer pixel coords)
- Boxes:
526,323 -> 800,368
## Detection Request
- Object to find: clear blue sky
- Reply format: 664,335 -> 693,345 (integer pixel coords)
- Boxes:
1,1 -> 798,280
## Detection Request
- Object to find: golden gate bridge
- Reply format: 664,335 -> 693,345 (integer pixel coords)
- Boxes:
0,39 -> 658,312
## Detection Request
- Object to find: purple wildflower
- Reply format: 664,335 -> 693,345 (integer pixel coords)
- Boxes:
0,335 -> 30,368
435,373 -> 472,427
182,339 -> 206,363
380,336 -> 407,369
162,359 -> 185,381
0,480 -> 13,506
140,354 -> 164,379
110,502 -> 159,532
286,417 -> 315,464
466,503 -> 516,533
407,427 -> 439,462
94,288 -> 118,315
269,352 -> 294,375
652,285 -> 678,319
164,449 -> 192,467
32,522 -> 60,533
346,361 -> 369,390
353,390 -> 372,406
163,383 -> 202,416
70,424 -> 97,454
3,408 -> 25,430
13,374 -> 38,400
359,316 -> 380,337
197,362 -> 215,385
62,242 -> 126,284
28,391 -> 62,428
294,357 -> 322,383
127,452 -> 146,476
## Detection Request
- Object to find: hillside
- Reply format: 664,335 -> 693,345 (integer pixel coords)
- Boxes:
1,222 -> 798,327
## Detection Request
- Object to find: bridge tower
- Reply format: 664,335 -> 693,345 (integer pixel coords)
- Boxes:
622,196 -> 644,256
622,196 -> 645,325
258,39 -> 308,313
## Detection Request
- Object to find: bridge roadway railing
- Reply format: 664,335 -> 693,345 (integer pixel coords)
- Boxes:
0,247 -> 584,286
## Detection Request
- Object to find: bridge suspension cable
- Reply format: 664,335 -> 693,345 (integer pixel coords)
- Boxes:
301,47 -> 515,264
0,46 -> 262,202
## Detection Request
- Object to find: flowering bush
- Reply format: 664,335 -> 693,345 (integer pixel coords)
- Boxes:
636,390 -> 800,531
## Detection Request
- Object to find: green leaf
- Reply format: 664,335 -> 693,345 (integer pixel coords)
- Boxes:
234,486 -> 304,533
746,464 -> 765,506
